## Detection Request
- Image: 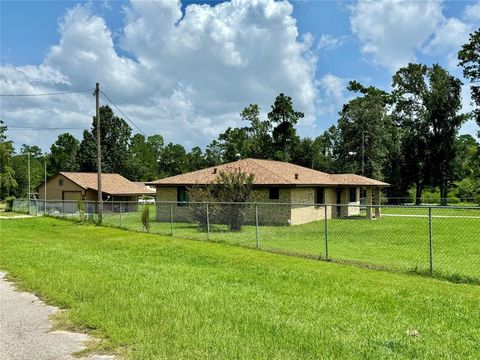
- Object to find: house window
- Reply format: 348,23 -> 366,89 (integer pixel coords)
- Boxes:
177,186 -> 188,206
269,188 -> 280,200
349,188 -> 357,202
315,187 -> 325,205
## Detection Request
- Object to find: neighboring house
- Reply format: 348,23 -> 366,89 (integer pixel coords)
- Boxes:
37,172 -> 155,202
147,158 -> 389,225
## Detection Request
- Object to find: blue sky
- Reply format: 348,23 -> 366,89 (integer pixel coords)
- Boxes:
1,0 -> 479,152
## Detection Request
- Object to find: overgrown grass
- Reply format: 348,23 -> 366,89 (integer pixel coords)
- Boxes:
1,217 -> 479,359
98,205 -> 480,283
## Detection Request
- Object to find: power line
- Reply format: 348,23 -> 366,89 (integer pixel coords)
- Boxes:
99,90 -> 147,136
7,126 -> 88,131
0,89 -> 94,97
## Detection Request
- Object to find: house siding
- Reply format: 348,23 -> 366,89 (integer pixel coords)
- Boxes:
338,187 -> 361,218
37,174 -> 85,201
290,187 -> 338,225
154,185 -> 364,225
155,186 -> 292,225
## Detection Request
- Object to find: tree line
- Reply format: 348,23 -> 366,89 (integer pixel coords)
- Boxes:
1,29 -> 479,204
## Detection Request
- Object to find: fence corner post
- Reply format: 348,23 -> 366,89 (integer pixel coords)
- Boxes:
255,204 -> 259,248
429,206 -> 433,276
170,203 -> 174,236
206,203 -> 210,240
119,202 -> 122,227
324,204 -> 329,260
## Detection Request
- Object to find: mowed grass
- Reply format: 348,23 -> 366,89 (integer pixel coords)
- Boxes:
1,217 -> 480,359
100,205 -> 480,283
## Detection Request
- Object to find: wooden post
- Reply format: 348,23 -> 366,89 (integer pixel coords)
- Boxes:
95,83 -> 103,223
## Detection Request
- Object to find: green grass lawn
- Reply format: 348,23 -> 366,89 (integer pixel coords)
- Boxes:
1,217 -> 479,359
0,211 -> 27,217
98,205 -> 480,283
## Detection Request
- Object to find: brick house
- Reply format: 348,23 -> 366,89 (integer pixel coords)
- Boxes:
37,172 -> 155,205
147,159 -> 389,225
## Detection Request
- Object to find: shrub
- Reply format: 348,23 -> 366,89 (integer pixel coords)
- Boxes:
5,196 -> 16,212
77,199 -> 86,222
141,205 -> 150,232
188,168 -> 255,231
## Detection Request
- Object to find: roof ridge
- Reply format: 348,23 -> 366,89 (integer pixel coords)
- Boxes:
248,158 -> 295,184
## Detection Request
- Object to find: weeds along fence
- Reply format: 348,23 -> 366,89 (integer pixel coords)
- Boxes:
12,199 -> 480,283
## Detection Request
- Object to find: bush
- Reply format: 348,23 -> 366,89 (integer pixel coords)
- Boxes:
77,199 -> 86,222
5,196 -> 16,212
188,168 -> 255,231
141,205 -> 150,232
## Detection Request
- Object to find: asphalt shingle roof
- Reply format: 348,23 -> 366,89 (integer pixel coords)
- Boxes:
147,159 -> 389,187
59,172 -> 155,195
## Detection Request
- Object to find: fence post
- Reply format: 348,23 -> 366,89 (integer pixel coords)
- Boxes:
119,203 -> 122,227
206,203 -> 210,240
429,206 -> 433,275
324,204 -> 329,260
170,203 -> 174,236
255,204 -> 259,248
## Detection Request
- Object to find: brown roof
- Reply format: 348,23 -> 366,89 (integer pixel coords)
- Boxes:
147,159 -> 389,187
59,172 -> 155,195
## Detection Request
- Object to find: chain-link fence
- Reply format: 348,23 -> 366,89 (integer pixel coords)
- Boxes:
13,199 -> 480,283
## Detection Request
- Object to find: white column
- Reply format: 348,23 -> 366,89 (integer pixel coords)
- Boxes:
366,187 -> 373,219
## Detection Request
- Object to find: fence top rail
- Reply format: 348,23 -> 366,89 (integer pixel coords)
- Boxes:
14,198 -> 480,210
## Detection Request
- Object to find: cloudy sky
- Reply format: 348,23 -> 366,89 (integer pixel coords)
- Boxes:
1,0 -> 479,152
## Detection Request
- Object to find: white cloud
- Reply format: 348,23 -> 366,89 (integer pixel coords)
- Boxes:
315,73 -> 351,118
350,0 -> 443,71
0,0 -> 318,150
317,34 -> 346,51
463,0 -> 480,23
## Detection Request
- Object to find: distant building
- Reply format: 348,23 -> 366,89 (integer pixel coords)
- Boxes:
37,172 -> 155,202
147,158 -> 389,225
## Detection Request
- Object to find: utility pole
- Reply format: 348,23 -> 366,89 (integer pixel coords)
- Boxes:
28,152 -> 31,214
44,160 -> 47,211
361,131 -> 365,176
28,152 -> 31,199
95,82 -> 103,223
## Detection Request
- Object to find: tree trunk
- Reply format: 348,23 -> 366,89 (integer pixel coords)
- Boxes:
440,180 -> 448,206
415,182 -> 423,205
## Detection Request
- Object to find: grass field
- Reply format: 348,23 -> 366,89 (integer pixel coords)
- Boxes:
0,212 -> 24,217
1,217 -> 479,359
97,205 -> 480,283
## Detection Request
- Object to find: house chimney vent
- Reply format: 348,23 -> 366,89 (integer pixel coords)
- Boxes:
213,168 -> 217,174
294,173 -> 299,180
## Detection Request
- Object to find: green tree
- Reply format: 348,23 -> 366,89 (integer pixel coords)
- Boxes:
12,145 -> 45,198
240,104 -> 272,159
267,93 -> 303,162
218,127 -> 250,162
458,29 -> 480,130
204,140 -> 223,167
186,146 -> 207,171
189,169 -> 255,231
336,82 -> 394,180
157,143 -> 188,177
0,121 -> 17,198
127,134 -> 164,181
77,130 -> 97,172
91,105 -> 132,175
393,63 -> 466,205
49,133 -> 79,174
314,126 -> 341,173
